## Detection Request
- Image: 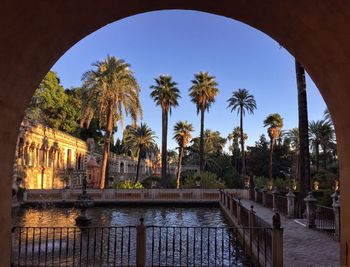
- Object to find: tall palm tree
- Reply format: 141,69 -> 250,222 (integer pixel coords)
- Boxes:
309,120 -> 324,171
227,89 -> 257,176
189,71 -> 219,172
295,60 -> 311,203
323,108 -> 332,124
173,121 -> 194,189
228,127 -> 248,172
124,123 -> 156,182
80,55 -> 142,189
319,121 -> 334,169
263,113 -> 284,180
285,128 -> 300,181
150,75 -> 180,188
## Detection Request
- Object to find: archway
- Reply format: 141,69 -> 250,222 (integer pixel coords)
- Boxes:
2,1 -> 350,265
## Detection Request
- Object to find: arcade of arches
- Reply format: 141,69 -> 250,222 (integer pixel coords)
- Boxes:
1,1 -> 350,265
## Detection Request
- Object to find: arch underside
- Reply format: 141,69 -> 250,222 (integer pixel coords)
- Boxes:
1,0 -> 350,265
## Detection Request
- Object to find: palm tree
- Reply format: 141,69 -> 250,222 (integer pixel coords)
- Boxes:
228,127 -> 248,172
227,89 -> 256,176
80,55 -> 142,189
319,121 -> 334,169
150,75 -> 180,188
173,121 -> 194,189
285,128 -> 300,180
189,71 -> 219,172
263,113 -> 284,180
309,120 -> 324,171
323,108 -> 332,124
124,123 -> 156,182
295,60 -> 311,202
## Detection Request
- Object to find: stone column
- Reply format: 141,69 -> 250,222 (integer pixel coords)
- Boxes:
333,195 -> 340,241
331,190 -> 339,207
272,212 -> 283,267
262,186 -> 268,206
254,186 -> 259,202
286,189 -> 295,219
304,192 -> 317,228
136,218 -> 146,267
272,188 -> 279,212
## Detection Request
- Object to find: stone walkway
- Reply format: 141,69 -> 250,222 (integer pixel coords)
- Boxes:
240,199 -> 340,267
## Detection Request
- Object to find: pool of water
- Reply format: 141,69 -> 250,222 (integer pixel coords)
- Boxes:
13,205 -> 229,227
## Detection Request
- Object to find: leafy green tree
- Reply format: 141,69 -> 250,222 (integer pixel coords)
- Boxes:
150,75 -> 180,188
124,123 -> 156,182
26,71 -> 80,134
228,127 -> 248,172
173,121 -> 194,189
80,56 -> 142,189
189,72 -> 219,172
309,120 -> 324,171
263,113 -> 284,180
227,88 -> 257,175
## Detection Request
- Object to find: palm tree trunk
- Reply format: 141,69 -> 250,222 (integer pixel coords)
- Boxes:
295,60 -> 311,204
269,138 -> 274,180
315,142 -> 320,171
199,108 -> 205,172
240,106 -> 246,175
161,109 -> 168,188
100,105 -> 113,189
322,144 -> 327,169
135,147 -> 142,182
176,146 -> 184,189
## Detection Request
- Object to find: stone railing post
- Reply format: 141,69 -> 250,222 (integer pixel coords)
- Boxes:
23,190 -> 27,202
331,190 -> 339,207
333,195 -> 340,241
262,186 -> 268,206
136,218 -> 146,267
254,186 -> 259,202
272,212 -> 283,267
304,192 -> 317,228
286,189 -> 295,219
230,196 -> 234,214
272,188 -> 279,212
237,199 -> 242,225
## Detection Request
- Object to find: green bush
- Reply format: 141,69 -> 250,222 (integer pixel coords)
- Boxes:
221,168 -> 244,189
182,172 -> 226,189
252,176 -> 267,189
312,170 -> 337,190
141,176 -> 161,189
114,180 -> 144,189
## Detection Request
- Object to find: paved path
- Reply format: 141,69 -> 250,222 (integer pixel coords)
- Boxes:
240,199 -> 340,267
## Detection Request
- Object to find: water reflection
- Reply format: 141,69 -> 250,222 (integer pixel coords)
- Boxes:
13,206 -> 229,227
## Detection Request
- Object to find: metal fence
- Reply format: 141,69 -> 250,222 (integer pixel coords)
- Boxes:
12,224 -> 273,267
12,226 -> 136,267
315,205 -> 335,231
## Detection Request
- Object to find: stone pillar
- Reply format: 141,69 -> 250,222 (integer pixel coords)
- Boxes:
249,206 -> 256,228
136,218 -> 146,267
237,199 -> 242,225
230,196 -> 234,215
272,188 -> 279,212
272,212 -> 283,267
254,186 -> 259,202
331,190 -> 339,207
286,189 -> 295,219
304,192 -> 317,228
333,195 -> 340,242
262,186 -> 268,206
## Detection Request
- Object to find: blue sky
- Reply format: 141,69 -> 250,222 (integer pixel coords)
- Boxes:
52,10 -> 327,150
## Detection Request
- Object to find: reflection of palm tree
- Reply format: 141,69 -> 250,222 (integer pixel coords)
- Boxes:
80,56 -> 142,188
124,123 -> 156,182
189,72 -> 219,172
227,89 -> 256,175
150,75 -> 180,188
173,121 -> 194,189
263,113 -> 284,180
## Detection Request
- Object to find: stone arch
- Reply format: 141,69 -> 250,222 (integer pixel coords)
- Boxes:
2,1 -> 350,265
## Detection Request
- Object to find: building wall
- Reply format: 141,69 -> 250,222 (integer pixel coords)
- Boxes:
14,120 -> 156,189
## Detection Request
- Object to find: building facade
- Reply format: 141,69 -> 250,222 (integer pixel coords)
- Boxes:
13,120 -> 155,189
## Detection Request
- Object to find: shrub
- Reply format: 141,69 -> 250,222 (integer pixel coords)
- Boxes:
141,176 -> 161,189
182,172 -> 226,189
221,168 -> 244,189
312,170 -> 337,190
114,180 -> 144,189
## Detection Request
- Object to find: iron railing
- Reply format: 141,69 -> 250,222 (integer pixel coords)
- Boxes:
12,226 -> 137,267
11,224 -> 273,267
315,205 -> 335,231
276,195 -> 288,215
